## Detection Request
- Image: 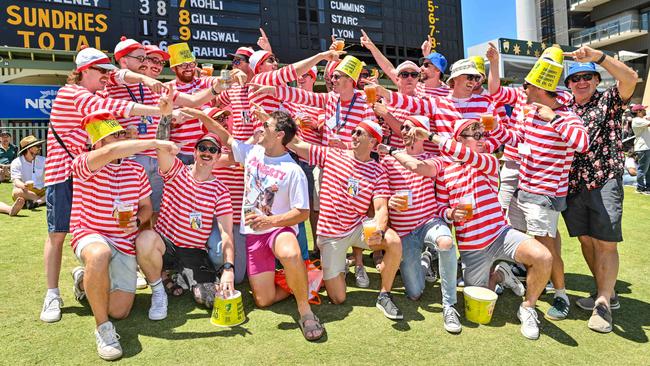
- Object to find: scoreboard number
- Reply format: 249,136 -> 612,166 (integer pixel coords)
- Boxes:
139,0 -> 150,15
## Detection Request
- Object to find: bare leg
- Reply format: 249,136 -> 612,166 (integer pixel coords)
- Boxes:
535,233 -> 565,291
135,230 -> 165,283
81,243 -> 112,326
372,229 -> 402,294
578,235 -> 597,278
592,239 -> 619,307
514,239 -> 553,308
274,232 -> 311,316
108,291 -> 135,319
44,232 -> 67,289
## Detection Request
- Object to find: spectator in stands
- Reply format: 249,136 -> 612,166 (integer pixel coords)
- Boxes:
631,104 -> 650,194
0,135 -> 46,216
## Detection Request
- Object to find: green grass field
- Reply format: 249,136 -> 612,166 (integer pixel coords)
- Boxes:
1,182 -> 649,365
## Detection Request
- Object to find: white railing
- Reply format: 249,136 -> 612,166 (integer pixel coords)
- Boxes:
571,16 -> 648,46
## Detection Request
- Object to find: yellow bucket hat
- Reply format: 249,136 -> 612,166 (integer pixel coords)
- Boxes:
168,42 -> 196,67
81,109 -> 124,146
469,56 -> 486,78
335,56 -> 363,84
525,48 -> 564,92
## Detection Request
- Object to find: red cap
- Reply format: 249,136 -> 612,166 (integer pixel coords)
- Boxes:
195,133 -> 222,149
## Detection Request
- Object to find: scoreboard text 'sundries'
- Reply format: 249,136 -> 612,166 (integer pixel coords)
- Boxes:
6,4 -> 108,51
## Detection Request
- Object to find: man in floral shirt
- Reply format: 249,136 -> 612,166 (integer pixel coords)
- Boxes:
562,46 -> 638,334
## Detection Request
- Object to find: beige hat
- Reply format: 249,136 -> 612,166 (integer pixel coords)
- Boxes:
18,135 -> 44,154
448,58 -> 482,81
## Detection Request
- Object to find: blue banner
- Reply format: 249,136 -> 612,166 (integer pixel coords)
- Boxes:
0,84 -> 61,120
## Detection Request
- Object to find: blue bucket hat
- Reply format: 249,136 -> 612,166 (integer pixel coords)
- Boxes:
419,52 -> 448,74
564,62 -> 601,86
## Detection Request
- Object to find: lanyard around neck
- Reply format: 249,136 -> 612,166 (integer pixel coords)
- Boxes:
335,92 -> 358,132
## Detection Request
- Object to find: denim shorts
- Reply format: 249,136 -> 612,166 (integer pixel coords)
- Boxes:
132,155 -> 164,212
46,178 -> 73,233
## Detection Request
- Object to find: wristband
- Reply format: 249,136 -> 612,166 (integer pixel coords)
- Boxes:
211,85 -> 219,95
595,53 -> 607,65
428,133 -> 435,142
388,147 -> 397,156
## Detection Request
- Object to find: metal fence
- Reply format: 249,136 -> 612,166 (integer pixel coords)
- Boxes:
0,120 -> 49,154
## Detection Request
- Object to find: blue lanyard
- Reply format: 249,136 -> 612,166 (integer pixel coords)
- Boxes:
125,83 -> 145,104
335,92 -> 358,132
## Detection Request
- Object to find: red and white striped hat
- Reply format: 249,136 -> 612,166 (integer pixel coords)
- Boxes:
325,60 -> 340,77
358,119 -> 383,142
454,118 -> 479,140
144,45 -> 170,60
249,50 -> 272,74
405,115 -> 430,131
228,47 -> 254,59
74,46 -> 117,72
306,66 -> 318,79
113,36 -> 143,61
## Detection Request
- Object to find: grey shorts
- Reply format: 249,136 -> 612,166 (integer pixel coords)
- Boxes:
132,155 -> 163,212
317,225 -> 369,280
498,160 -> 519,211
74,234 -> 137,293
460,228 -> 530,288
562,177 -> 624,243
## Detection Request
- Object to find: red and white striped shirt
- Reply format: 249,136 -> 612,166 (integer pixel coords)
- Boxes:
155,158 -> 232,250
285,102 -> 324,146
277,87 -> 377,145
491,86 -> 573,162
309,146 -> 390,237
216,85 -> 254,141
45,83 -> 134,186
167,76 -> 216,154
497,106 -> 589,197
70,153 -> 152,256
388,91 -> 496,155
97,81 -> 161,157
435,138 -> 508,251
213,148 -> 245,226
381,152 -> 445,237
248,65 -> 298,126
416,82 -> 451,98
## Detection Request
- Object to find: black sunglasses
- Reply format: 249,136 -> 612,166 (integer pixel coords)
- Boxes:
265,56 -> 279,64
197,144 -> 220,154
90,67 -> 110,74
464,74 -> 482,82
145,57 -> 165,66
568,73 -> 595,83
398,71 -> 420,79
522,82 -> 531,90
460,131 -> 487,140
352,129 -> 364,137
400,124 -> 411,132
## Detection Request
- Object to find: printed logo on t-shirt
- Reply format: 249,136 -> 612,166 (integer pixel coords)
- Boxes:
189,212 -> 203,230
244,157 -> 287,216
346,177 -> 360,197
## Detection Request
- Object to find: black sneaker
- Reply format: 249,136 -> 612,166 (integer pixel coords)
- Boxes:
576,292 -> 620,311
546,296 -> 570,320
376,293 -> 403,320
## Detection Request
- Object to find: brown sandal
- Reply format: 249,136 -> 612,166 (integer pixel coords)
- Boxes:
298,313 -> 325,341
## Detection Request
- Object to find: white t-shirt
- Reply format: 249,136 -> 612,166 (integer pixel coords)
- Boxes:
232,140 -> 309,235
632,117 -> 650,152
11,155 -> 45,189
624,156 -> 637,171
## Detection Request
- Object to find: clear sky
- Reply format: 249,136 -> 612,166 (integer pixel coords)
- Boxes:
461,0 -> 517,56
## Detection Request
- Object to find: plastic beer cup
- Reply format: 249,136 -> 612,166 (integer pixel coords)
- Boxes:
395,189 -> 411,211
333,38 -> 345,51
480,114 -> 496,131
362,219 -> 377,243
364,85 -> 377,104
201,63 -> 214,76
117,203 -> 134,228
458,196 -> 474,219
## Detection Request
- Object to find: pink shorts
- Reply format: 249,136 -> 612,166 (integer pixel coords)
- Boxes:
246,227 -> 296,276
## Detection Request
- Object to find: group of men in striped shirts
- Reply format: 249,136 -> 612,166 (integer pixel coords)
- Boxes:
36,29 -> 638,359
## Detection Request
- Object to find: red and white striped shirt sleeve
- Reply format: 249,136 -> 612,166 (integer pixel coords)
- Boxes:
276,86 -> 328,109
308,144 -> 329,168
490,85 -> 523,106
439,138 -> 500,176
550,113 -> 589,153
73,89 -> 134,118
387,91 -> 436,117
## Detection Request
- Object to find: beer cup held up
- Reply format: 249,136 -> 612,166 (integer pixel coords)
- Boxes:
364,85 -> 377,104
333,38 -> 345,51
480,114 -> 496,131
457,196 -> 474,220
202,63 -> 214,76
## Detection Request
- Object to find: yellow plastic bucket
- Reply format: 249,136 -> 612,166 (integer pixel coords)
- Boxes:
210,290 -> 246,327
463,286 -> 498,325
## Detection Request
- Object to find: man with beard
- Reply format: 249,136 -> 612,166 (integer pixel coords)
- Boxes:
40,46 -> 174,323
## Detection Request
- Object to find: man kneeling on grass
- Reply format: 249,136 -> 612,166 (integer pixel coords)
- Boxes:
287,119 -> 404,321
187,107 -> 325,341
409,119 -> 553,340
135,132 -> 235,320
68,109 -> 177,360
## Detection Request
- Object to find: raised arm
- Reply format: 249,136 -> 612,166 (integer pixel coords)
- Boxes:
87,139 -> 178,172
486,42 -> 501,96
181,108 -> 234,148
286,135 -> 312,162
534,103 -> 589,153
564,46 -> 638,101
360,29 -> 398,84
292,50 -> 343,80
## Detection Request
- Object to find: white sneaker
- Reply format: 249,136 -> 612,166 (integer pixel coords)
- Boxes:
443,306 -> 462,334
517,305 -> 540,340
71,266 -> 86,302
95,321 -> 123,360
148,289 -> 168,320
421,249 -> 438,283
355,266 -> 370,288
136,271 -> 148,290
496,262 -> 525,297
40,295 -> 63,323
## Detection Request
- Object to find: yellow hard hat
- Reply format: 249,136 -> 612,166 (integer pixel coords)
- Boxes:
334,56 -> 363,84
81,109 -> 124,146
168,43 -> 195,67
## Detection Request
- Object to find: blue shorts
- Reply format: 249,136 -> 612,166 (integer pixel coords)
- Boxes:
46,179 -> 73,233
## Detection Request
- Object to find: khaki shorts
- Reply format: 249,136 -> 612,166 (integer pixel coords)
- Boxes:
317,225 -> 369,280
498,160 -> 519,211
74,234 -> 137,294
508,196 -> 560,238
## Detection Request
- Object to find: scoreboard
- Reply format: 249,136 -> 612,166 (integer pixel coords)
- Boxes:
0,0 -> 463,66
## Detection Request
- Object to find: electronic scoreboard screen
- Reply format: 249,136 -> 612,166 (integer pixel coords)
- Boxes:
0,0 -> 463,66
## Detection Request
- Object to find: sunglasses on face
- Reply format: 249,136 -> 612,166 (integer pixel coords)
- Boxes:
178,62 -> 197,69
460,131 -> 487,140
125,55 -> 146,63
522,82 -> 530,90
265,56 -> 279,64
464,74 -> 482,82
197,144 -> 220,154
331,74 -> 348,81
352,129 -> 364,137
398,71 -> 420,79
145,57 -> 165,66
569,73 -> 595,83
90,67 -> 110,74
232,59 -> 242,66
359,72 -> 370,78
